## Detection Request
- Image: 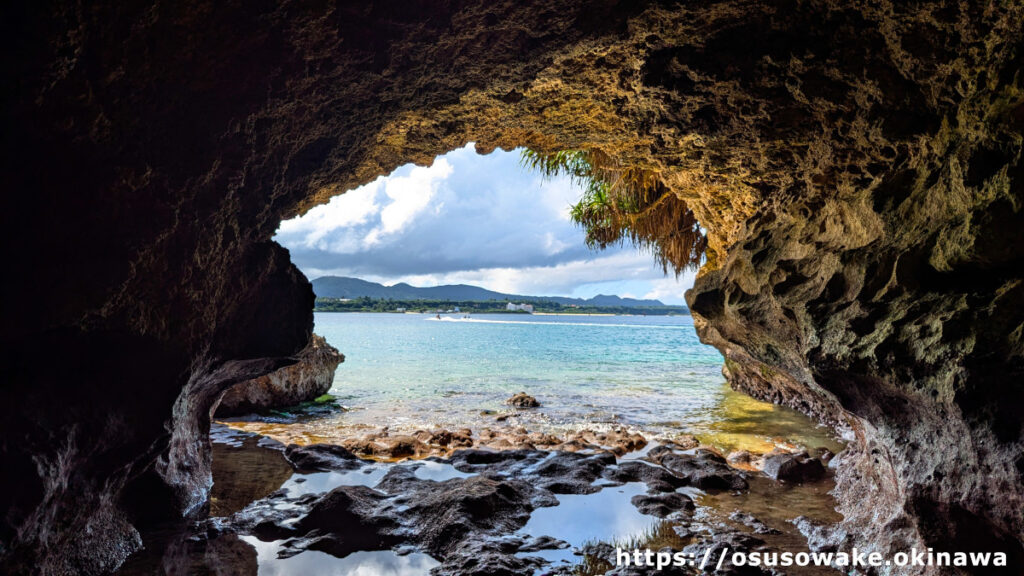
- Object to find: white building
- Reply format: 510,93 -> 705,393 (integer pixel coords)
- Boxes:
506,302 -> 534,313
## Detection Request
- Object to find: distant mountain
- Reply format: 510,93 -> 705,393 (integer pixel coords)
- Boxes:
311,276 -> 673,308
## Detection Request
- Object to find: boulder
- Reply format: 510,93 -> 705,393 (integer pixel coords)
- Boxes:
650,447 -> 748,491
215,334 -> 343,416
506,392 -> 540,408
761,451 -> 826,483
630,492 -> 694,518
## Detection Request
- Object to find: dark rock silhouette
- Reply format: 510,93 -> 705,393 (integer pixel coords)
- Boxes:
1,0 -> 1021,573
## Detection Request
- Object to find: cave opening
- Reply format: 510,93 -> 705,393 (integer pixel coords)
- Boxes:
210,144 -> 841,454
6,2 -> 1022,573
128,146 -> 848,576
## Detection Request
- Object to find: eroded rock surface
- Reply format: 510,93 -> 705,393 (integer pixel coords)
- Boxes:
2,0 -> 1022,573
214,334 -> 343,417
212,442 -> 761,575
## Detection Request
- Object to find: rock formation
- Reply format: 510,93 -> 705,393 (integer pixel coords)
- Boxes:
1,1 -> 1021,574
214,334 -> 343,417
506,392 -> 541,408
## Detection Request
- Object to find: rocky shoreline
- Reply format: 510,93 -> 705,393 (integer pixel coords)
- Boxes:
117,422 -> 840,575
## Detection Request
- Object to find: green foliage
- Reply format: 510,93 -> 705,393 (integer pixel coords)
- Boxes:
520,148 -> 706,274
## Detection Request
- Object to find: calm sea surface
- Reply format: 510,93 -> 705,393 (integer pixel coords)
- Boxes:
223,312 -> 842,454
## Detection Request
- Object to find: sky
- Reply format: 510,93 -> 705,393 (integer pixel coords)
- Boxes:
274,144 -> 696,305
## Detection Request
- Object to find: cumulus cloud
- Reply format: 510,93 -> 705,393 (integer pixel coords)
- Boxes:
275,145 -> 696,304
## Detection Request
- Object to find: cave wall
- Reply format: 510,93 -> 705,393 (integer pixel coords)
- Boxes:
1,0 -> 1021,574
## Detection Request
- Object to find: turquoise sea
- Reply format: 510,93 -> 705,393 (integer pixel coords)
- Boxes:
223,312 -> 842,454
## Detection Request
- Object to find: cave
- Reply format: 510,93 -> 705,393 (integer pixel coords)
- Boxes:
1,1 -> 1022,574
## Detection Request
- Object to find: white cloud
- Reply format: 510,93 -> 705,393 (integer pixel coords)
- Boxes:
277,180 -> 382,250
641,273 -> 697,304
275,145 -> 698,304
369,158 -> 453,244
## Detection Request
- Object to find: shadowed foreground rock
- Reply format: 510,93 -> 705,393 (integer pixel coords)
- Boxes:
214,334 -> 343,417
1,0 -> 1022,574
214,442 -> 752,576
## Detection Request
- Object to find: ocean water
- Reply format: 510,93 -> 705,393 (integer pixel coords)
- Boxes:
222,312 -> 842,454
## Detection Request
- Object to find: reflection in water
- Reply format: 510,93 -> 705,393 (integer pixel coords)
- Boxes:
240,537 -> 441,576
210,431 -> 294,516
518,482 -> 658,566
694,475 -> 844,576
410,460 -> 476,482
278,460 -> 475,500
115,530 -> 260,575
699,473 -> 843,537
281,467 -> 390,497
685,385 -> 847,455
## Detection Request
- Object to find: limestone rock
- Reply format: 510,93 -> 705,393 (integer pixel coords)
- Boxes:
506,392 -> 540,408
215,334 -> 343,416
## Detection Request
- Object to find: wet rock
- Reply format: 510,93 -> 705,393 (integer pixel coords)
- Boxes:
440,539 -> 548,576
215,335 -> 344,417
337,431 -> 436,460
761,451 -> 825,483
506,392 -> 540,408
374,435 -> 422,458
531,451 -> 617,494
284,443 -> 362,472
563,428 -> 647,456
630,492 -> 694,518
233,459 -> 558,575
446,448 -> 619,495
517,535 -> 570,552
670,435 -> 701,450
292,485 -> 400,557
414,428 -> 474,449
602,461 -> 686,493
726,450 -> 762,470
447,448 -> 543,471
268,424 -> 648,461
386,474 -> 538,553
214,442 -> 795,576
681,531 -> 770,575
729,511 -> 781,535
650,448 -> 748,491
